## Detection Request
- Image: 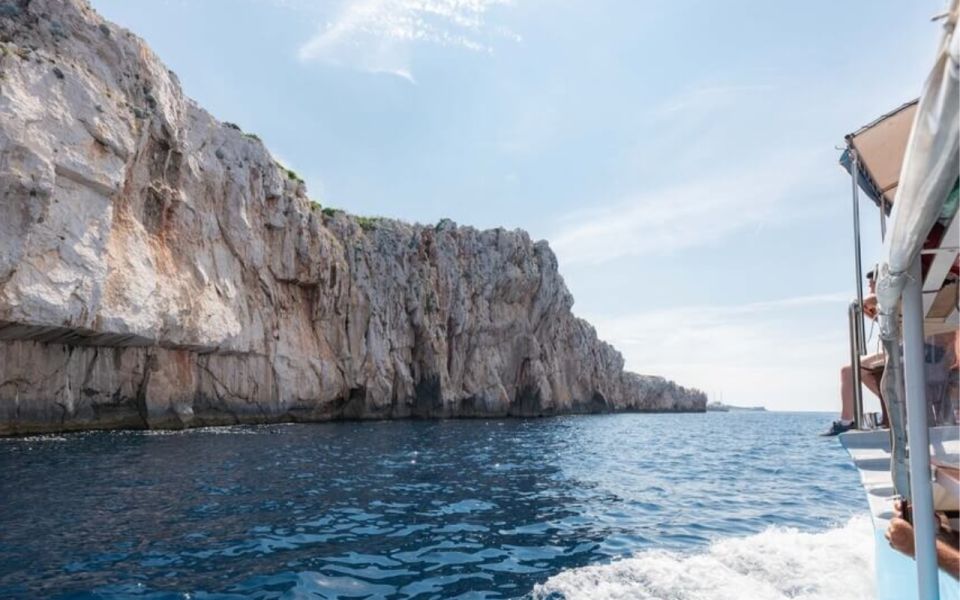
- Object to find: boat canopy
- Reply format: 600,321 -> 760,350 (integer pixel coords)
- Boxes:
842,124 -> 959,334
840,100 -> 918,210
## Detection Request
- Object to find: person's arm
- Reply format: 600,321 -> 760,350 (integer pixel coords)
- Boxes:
863,294 -> 879,320
940,540 -> 960,580
886,517 -> 960,580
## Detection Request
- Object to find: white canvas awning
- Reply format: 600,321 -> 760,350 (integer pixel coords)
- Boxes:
846,100 -> 918,208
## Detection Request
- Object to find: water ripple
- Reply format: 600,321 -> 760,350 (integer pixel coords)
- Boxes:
0,412 -> 867,598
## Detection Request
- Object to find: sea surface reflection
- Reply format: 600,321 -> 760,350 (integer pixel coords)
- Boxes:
0,412 -> 866,598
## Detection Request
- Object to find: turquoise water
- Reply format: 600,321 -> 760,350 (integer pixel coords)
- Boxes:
0,412 -> 870,599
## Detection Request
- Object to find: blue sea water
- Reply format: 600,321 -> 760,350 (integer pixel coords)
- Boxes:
0,412 -> 872,599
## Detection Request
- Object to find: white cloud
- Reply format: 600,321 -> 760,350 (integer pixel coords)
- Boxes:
296,0 -> 518,81
549,151 -> 826,266
585,292 -> 883,413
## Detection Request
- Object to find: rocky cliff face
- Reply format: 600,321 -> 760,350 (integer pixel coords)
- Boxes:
0,0 -> 705,434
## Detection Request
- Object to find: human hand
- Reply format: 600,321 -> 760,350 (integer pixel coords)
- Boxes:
886,517 -> 915,557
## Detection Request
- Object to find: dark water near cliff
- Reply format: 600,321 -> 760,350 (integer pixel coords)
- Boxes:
0,412 -> 868,599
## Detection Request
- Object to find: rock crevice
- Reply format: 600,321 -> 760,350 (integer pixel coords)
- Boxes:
0,0 -> 705,434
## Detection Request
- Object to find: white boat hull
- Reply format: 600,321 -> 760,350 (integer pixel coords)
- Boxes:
840,427 -> 959,600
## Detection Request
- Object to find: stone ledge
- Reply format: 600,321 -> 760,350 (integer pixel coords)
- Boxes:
0,321 -> 217,353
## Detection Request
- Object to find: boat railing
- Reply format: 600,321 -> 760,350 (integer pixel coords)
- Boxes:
847,299 -> 866,430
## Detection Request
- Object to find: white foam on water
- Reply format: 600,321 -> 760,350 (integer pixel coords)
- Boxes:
532,515 -> 875,600
138,425 -> 265,436
0,434 -> 70,443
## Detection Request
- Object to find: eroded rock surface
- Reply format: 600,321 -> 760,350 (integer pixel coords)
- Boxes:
0,0 -> 705,434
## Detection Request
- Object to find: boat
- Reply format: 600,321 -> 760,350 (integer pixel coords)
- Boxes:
835,2 -> 959,598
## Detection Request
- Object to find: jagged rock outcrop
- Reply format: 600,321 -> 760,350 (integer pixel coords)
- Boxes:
0,0 -> 705,434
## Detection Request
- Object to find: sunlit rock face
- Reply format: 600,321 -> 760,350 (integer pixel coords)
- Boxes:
0,0 -> 705,434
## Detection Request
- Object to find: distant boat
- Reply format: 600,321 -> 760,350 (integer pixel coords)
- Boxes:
705,402 -> 765,412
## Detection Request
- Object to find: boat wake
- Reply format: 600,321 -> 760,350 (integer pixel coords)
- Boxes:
531,515 -> 875,600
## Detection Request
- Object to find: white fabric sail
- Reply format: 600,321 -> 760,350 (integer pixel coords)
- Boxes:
876,0 -> 959,328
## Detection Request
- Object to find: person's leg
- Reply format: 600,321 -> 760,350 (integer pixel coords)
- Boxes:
861,366 -> 888,426
840,365 -> 854,422
861,367 -> 882,398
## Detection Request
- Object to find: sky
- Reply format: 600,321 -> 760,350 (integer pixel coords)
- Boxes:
91,0 -> 947,412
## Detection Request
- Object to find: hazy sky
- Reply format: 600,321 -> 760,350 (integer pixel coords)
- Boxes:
91,0 -> 946,412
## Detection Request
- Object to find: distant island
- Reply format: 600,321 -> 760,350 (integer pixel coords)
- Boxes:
705,402 -> 767,413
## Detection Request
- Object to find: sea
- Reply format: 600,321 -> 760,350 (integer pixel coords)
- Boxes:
0,411 -> 875,600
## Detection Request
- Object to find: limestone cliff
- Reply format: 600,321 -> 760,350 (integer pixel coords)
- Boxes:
0,0 -> 705,434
